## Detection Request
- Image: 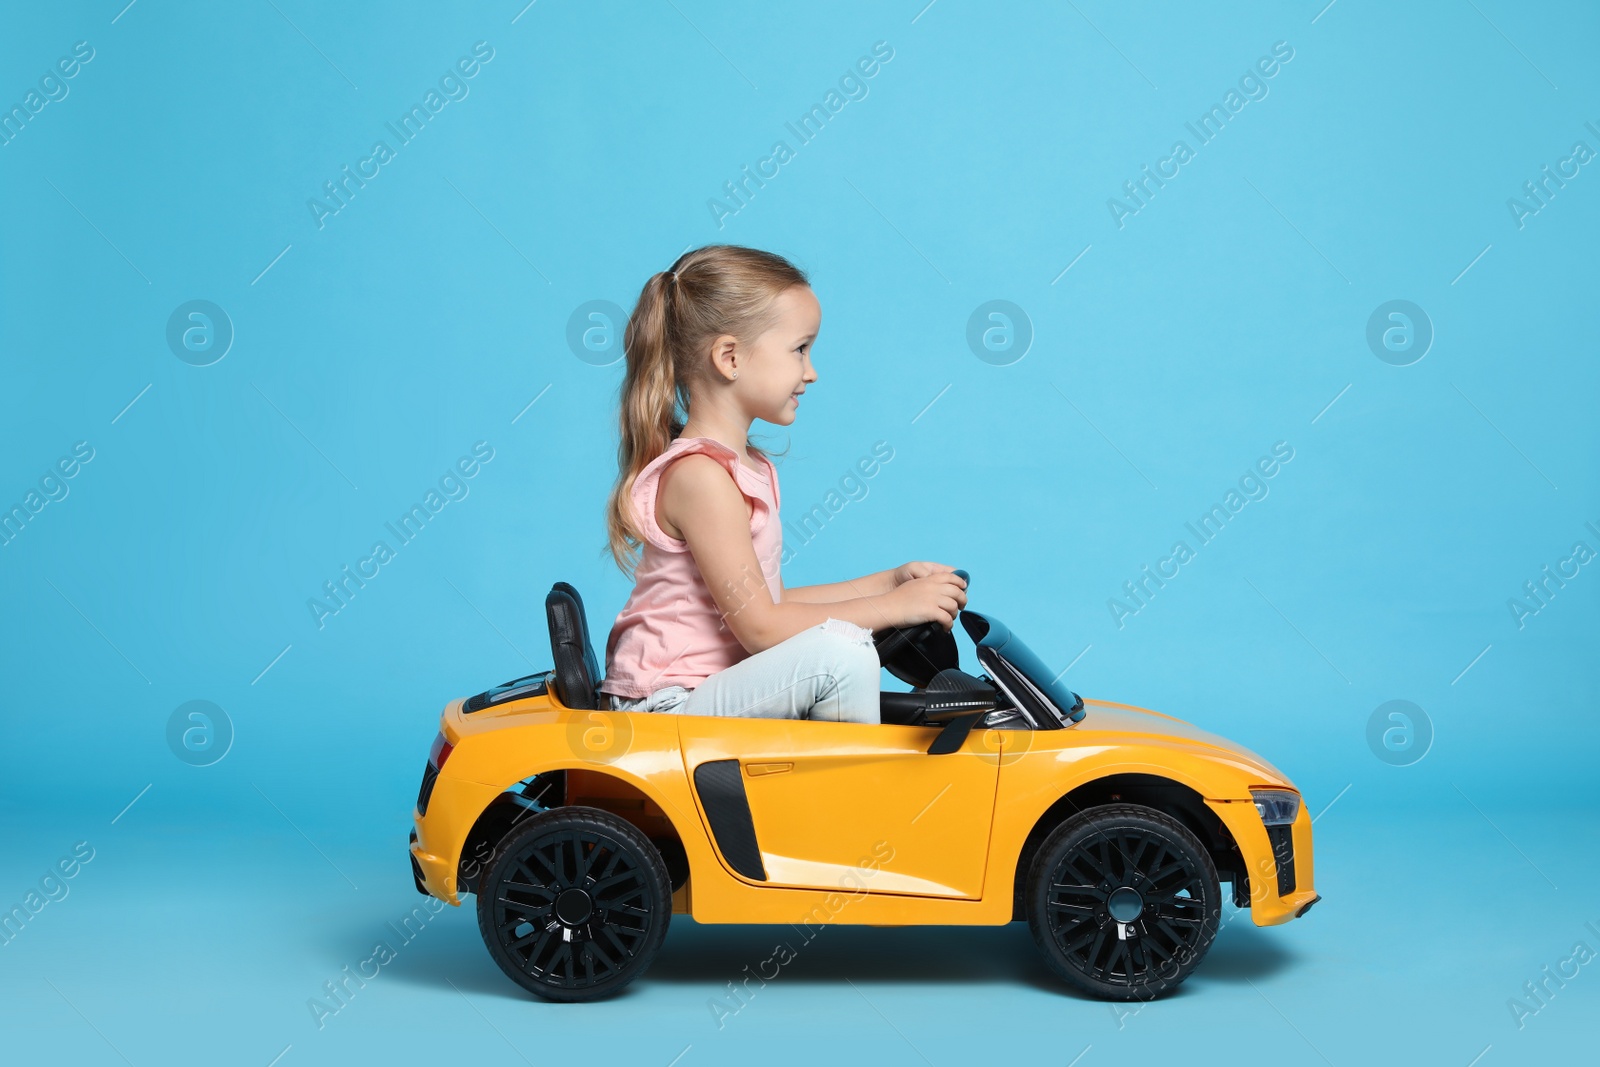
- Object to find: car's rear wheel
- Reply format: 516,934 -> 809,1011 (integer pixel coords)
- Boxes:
1026,803 -> 1220,1000
476,806 -> 671,1002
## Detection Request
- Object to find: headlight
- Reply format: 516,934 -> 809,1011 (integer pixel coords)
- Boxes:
1251,789 -> 1300,826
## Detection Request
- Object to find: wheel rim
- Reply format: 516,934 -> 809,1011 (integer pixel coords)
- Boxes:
1044,826 -> 1211,987
492,828 -> 656,990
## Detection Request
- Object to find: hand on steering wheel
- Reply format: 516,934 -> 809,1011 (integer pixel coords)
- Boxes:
891,561 -> 963,587
872,568 -> 968,690
884,567 -> 968,633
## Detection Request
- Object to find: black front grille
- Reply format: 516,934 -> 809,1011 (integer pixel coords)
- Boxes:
416,760 -> 440,816
1266,824 -> 1296,895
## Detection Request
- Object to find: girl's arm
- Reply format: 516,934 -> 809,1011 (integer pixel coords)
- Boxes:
662,457 -> 965,654
779,569 -> 897,603
778,560 -> 960,604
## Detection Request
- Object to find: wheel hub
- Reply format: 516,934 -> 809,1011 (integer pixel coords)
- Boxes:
1106,886 -> 1144,923
554,888 -> 594,926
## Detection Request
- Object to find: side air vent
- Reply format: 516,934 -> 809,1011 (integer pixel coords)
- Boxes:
693,759 -> 766,881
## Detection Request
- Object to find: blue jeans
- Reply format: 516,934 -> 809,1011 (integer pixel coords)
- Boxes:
606,618 -> 881,724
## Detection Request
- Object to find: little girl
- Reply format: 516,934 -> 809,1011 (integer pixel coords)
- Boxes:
598,244 -> 968,722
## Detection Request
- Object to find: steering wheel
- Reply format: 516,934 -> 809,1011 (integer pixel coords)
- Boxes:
872,569 -> 968,689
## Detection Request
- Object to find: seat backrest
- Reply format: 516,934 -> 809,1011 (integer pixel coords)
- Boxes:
546,581 -> 602,711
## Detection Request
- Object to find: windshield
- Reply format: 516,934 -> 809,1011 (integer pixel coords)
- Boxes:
961,612 -> 1085,724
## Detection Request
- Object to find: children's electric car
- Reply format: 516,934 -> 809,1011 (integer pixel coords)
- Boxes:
410,573 -> 1319,1002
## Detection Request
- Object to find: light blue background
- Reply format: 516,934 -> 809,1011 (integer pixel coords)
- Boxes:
2,1 -> 1596,1064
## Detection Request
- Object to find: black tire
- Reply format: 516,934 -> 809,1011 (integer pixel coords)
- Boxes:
476,806 -> 672,1002
1026,803 -> 1221,1001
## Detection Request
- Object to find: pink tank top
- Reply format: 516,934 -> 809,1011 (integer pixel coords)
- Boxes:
599,436 -> 783,699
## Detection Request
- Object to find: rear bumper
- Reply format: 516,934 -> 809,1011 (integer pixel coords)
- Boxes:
408,829 -> 429,894
1205,797 -> 1320,926
410,823 -> 459,905
410,773 -> 501,907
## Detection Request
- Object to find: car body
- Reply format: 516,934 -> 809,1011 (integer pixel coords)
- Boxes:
410,582 -> 1320,1000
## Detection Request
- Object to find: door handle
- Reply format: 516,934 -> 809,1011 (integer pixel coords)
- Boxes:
745,762 -> 793,777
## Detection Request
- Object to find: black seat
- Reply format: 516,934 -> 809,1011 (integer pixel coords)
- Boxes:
546,582 -> 603,710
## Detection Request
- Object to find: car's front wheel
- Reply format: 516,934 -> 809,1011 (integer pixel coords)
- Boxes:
476,806 -> 672,1002
1026,803 -> 1221,1000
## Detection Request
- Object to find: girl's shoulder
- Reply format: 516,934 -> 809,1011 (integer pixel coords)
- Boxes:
650,436 -> 774,485
633,437 -> 778,550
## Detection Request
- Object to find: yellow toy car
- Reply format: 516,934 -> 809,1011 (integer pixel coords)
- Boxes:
410,575 -> 1319,1002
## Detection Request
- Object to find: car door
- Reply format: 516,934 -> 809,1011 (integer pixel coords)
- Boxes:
677,717 -> 999,899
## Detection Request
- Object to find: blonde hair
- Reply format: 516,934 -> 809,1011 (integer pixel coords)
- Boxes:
604,244 -> 810,577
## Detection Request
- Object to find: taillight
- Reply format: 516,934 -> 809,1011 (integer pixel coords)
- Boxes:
429,732 -> 454,770
418,732 -> 454,817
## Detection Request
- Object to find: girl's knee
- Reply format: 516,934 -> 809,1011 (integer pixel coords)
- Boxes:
810,621 -> 880,720
818,617 -> 875,647
813,619 -> 879,679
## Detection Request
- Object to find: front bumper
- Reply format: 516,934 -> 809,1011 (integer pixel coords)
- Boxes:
1205,796 -> 1319,926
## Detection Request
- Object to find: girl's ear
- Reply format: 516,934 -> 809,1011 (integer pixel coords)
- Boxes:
708,334 -> 740,383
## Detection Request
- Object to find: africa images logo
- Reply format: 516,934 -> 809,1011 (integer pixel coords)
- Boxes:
707,41 -> 895,228
1107,442 -> 1295,628
306,442 -> 494,629
307,42 -> 495,230
1106,40 -> 1295,229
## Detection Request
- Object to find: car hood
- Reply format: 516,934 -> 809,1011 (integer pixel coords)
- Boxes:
1069,698 -> 1292,785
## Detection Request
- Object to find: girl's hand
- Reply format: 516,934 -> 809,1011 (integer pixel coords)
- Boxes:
885,571 -> 968,631
891,561 -> 959,587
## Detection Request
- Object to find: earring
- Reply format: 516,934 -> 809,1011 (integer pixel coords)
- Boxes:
731,371 -> 739,380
